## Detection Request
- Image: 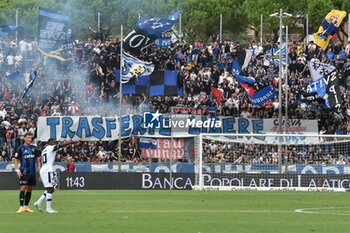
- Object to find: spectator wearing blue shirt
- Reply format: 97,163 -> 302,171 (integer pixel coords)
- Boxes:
339,48 -> 347,60
212,44 -> 220,63
326,48 -> 335,61
191,45 -> 199,65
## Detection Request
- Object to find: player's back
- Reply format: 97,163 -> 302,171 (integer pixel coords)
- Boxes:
41,145 -> 57,172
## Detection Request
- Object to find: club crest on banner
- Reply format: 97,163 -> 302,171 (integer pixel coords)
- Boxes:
121,51 -> 154,83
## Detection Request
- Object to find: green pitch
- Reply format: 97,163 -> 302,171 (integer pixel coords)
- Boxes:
0,190 -> 349,233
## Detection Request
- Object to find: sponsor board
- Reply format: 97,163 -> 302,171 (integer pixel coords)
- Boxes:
1,172 -> 349,190
59,173 -> 194,190
202,174 -> 350,189
3,162 -> 350,174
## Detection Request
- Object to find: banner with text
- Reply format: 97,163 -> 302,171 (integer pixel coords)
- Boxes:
141,138 -> 185,159
38,8 -> 71,51
37,116 -> 318,142
4,162 -> 350,174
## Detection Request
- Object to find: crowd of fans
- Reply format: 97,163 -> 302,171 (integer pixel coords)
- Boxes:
0,35 -> 350,165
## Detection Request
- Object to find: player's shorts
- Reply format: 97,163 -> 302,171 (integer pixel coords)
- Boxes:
40,171 -> 58,188
19,174 -> 36,186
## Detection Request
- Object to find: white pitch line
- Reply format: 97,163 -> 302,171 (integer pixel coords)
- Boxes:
85,210 -> 293,214
2,210 -> 293,214
294,207 -> 350,216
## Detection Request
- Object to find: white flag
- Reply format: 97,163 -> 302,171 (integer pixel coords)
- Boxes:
307,61 -> 335,81
241,49 -> 254,70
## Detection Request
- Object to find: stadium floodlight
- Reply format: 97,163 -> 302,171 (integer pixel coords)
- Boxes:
267,9 -> 293,173
283,12 -> 293,17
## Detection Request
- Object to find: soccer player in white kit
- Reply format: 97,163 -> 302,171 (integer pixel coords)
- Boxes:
34,139 -> 77,213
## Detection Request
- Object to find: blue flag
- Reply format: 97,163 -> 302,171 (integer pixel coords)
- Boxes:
0,25 -> 24,37
4,71 -> 22,79
266,46 -> 286,66
139,138 -> 158,149
149,70 -> 183,96
306,77 -> 331,108
21,71 -> 37,100
114,70 -> 150,95
307,78 -> 327,97
124,11 -> 179,54
137,11 -> 179,38
114,70 -> 183,96
231,58 -> 242,76
121,51 -> 154,83
38,8 -> 70,51
235,75 -> 276,106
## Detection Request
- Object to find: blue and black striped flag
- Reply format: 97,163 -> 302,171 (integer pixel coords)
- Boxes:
114,70 -> 183,96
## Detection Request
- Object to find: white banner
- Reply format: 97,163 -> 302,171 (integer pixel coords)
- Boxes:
37,116 -> 318,142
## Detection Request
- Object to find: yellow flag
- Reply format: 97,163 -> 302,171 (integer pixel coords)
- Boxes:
314,10 -> 347,50
37,47 -> 67,65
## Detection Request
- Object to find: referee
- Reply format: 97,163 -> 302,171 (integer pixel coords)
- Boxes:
14,132 -> 41,213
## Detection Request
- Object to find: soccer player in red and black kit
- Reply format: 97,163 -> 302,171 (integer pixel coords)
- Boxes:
14,132 -> 41,213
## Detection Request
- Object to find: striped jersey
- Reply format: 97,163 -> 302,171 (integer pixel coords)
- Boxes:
15,145 -> 40,175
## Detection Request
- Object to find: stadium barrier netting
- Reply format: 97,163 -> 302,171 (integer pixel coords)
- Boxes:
194,133 -> 350,192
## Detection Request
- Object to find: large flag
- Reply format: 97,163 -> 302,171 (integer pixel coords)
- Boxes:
149,70 -> 183,96
306,70 -> 342,110
232,48 -> 254,72
38,8 -> 72,51
240,49 -> 254,70
235,75 -> 276,106
114,70 -> 150,95
4,70 -> 23,80
0,25 -> 24,38
155,30 -> 172,47
231,58 -> 242,76
314,10 -> 347,50
137,11 -> 179,38
114,70 -> 183,96
231,48 -> 254,75
265,45 -> 286,66
123,11 -> 179,54
21,71 -> 37,100
306,78 -> 327,97
121,51 -> 155,83
325,70 -> 342,111
37,47 -> 67,65
307,61 -> 335,81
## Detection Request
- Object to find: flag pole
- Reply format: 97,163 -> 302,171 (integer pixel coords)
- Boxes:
179,13 -> 182,41
219,14 -> 223,43
284,25 -> 289,173
98,12 -> 101,31
118,24 -> 123,172
260,14 -> 263,44
306,14 -> 309,43
348,13 -> 350,42
277,8 -> 283,174
15,9 -> 18,45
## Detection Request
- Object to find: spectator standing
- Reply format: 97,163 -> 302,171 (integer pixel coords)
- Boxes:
66,156 -> 76,172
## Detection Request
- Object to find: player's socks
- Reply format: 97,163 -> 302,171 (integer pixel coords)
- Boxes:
46,193 -> 53,211
37,191 -> 47,204
19,190 -> 25,208
24,191 -> 32,206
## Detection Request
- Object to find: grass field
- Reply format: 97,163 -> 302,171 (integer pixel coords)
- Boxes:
1,190 -> 350,233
